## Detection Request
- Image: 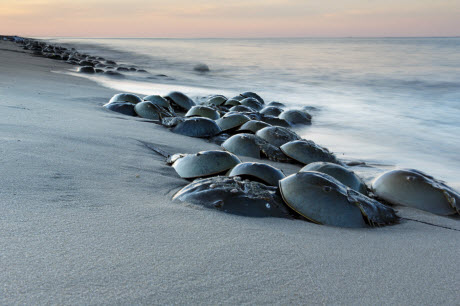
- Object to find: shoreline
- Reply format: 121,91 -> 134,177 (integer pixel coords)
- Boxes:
15,35 -> 460,188
1,39 -> 459,304
0,36 -> 402,181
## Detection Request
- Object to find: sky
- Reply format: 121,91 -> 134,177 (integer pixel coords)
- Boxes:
1,0 -> 459,38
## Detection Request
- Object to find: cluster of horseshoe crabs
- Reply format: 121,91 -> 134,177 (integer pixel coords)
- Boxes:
13,37 -> 152,78
104,90 -> 459,227
9,36 -> 457,224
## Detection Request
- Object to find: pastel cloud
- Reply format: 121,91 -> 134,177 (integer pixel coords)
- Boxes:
0,0 -> 459,37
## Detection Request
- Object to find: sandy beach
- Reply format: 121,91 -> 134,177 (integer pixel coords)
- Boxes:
1,40 -> 459,304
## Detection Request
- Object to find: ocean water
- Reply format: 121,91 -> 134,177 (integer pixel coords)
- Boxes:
48,37 -> 460,187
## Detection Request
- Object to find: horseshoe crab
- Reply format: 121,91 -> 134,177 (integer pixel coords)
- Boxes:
224,99 -> 242,106
280,140 -> 340,165
79,66 -> 95,74
267,101 -> 286,108
237,120 -> 272,134
104,71 -> 124,77
109,93 -> 142,104
227,162 -> 285,186
103,102 -> 137,116
256,126 -> 301,147
172,117 -> 222,138
222,134 -> 262,159
230,95 -> 245,102
173,176 -> 291,218
221,134 -> 291,162
279,110 -> 312,125
301,162 -> 367,194
172,150 -> 241,179
240,92 -> 264,104
279,172 -> 399,227
79,60 -> 94,67
164,91 -> 195,111
240,97 -> 263,111
134,101 -> 162,120
185,105 -> 220,120
230,111 -> 262,121
143,95 -> 170,108
216,113 -> 251,132
372,169 -> 459,215
260,106 -> 284,117
229,105 -> 255,113
206,95 -> 227,106
260,116 -> 291,127
194,63 -> 210,72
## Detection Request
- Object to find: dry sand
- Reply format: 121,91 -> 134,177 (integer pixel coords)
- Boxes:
0,41 -> 459,305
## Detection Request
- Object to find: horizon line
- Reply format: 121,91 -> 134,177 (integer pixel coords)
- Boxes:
30,35 -> 460,40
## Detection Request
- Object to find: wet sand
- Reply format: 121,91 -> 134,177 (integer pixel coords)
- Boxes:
0,40 -> 459,304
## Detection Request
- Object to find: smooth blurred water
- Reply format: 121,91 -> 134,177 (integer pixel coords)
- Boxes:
49,37 -> 460,186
